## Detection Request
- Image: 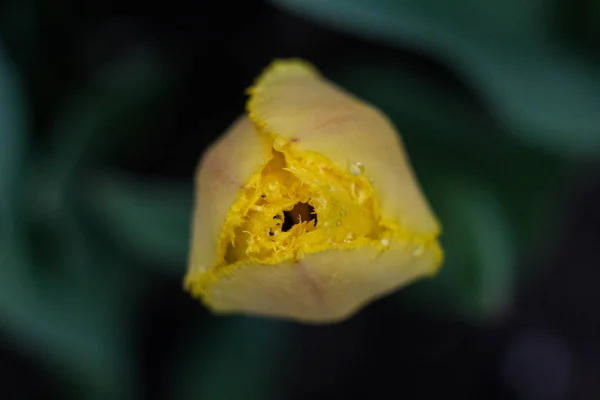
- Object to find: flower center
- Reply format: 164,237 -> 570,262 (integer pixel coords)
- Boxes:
221,144 -> 382,266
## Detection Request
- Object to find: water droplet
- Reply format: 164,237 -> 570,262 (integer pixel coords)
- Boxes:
381,239 -> 389,247
339,210 -> 346,217
413,244 -> 424,256
349,162 -> 365,176
336,220 -> 342,227
323,221 -> 330,227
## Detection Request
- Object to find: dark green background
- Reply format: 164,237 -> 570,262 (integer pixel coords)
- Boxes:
1,1 -> 599,399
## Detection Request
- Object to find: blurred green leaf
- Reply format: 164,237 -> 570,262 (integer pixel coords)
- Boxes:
2,175 -> 143,399
80,169 -> 193,271
0,38 -> 161,398
170,317 -> 288,400
0,227 -> 145,399
21,44 -> 179,280
272,0 -> 600,156
2,168 -> 145,399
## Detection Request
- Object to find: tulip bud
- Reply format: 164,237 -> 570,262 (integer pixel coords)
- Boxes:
185,59 -> 443,323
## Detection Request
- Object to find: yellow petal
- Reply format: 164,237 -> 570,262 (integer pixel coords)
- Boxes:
188,116 -> 271,277
201,240 -> 440,323
185,59 -> 443,323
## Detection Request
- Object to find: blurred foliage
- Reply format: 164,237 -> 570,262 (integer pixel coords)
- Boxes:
170,318 -> 287,400
82,170 -> 192,272
0,27 -> 188,398
0,0 -> 595,398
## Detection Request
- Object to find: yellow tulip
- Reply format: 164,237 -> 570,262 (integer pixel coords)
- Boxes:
185,59 -> 443,323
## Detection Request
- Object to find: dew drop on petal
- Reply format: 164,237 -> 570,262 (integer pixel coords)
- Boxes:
336,220 -> 342,227
349,162 -> 365,176
381,239 -> 389,247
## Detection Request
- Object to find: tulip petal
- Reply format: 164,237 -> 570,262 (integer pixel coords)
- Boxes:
188,116 -> 272,276
201,239 -> 442,323
186,60 -> 443,323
